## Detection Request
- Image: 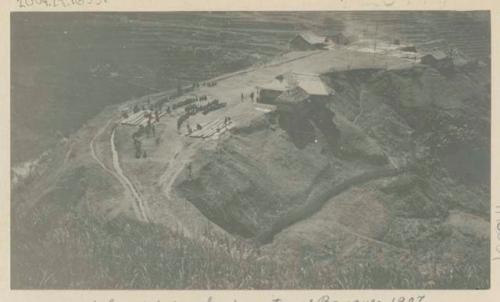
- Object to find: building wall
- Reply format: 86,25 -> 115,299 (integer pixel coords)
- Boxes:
332,35 -> 349,45
420,55 -> 437,66
310,95 -> 330,104
258,89 -> 283,104
421,55 -> 453,69
276,100 -> 309,116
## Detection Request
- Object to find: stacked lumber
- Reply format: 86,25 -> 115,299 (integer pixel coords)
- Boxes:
139,112 -> 167,127
189,118 -> 233,139
121,110 -> 167,126
121,110 -> 150,126
172,97 -> 197,110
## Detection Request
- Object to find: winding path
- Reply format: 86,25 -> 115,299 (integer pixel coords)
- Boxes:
89,120 -> 149,222
89,119 -> 117,178
110,128 -> 150,222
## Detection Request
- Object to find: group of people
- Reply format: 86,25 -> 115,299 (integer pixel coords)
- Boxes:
184,98 -> 221,115
185,121 -> 206,135
144,109 -> 162,124
126,79 -> 234,159
240,91 -> 256,102
177,97 -> 227,132
184,116 -> 231,136
129,103 -> 166,159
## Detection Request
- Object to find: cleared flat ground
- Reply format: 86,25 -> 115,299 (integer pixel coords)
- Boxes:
177,48 -> 415,132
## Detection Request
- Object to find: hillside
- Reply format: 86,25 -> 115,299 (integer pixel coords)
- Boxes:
11,11 -> 490,289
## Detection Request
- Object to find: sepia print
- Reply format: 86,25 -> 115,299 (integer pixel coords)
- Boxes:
10,11 -> 491,289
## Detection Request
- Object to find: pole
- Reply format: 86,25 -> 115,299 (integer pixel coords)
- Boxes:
373,20 -> 378,62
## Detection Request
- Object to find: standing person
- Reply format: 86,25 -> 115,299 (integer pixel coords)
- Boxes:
241,93 -> 244,102
177,117 -> 182,132
187,163 -> 193,180
146,118 -> 152,137
134,138 -> 142,159
250,91 -> 254,102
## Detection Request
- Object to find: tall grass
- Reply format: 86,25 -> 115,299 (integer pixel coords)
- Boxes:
11,203 -> 490,289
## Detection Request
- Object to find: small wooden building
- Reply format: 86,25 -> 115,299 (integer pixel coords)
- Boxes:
289,32 -> 328,51
257,72 -> 334,105
329,32 -> 350,46
275,86 -> 311,115
399,45 -> 417,53
420,50 -> 452,68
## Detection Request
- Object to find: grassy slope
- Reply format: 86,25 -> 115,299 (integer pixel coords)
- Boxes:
11,60 -> 491,291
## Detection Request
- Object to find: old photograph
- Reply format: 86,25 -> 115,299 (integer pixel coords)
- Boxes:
10,11 -> 491,289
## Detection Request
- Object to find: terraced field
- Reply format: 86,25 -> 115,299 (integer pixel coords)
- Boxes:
337,11 -> 490,59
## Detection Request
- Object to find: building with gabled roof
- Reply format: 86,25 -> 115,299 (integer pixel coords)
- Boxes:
275,86 -> 310,105
257,72 -> 334,104
289,31 -> 329,51
422,49 -> 448,61
328,32 -> 350,45
420,49 -> 453,69
288,72 -> 332,96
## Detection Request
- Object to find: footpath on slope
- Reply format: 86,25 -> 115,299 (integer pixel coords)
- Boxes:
110,128 -> 150,222
89,118 -> 149,222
